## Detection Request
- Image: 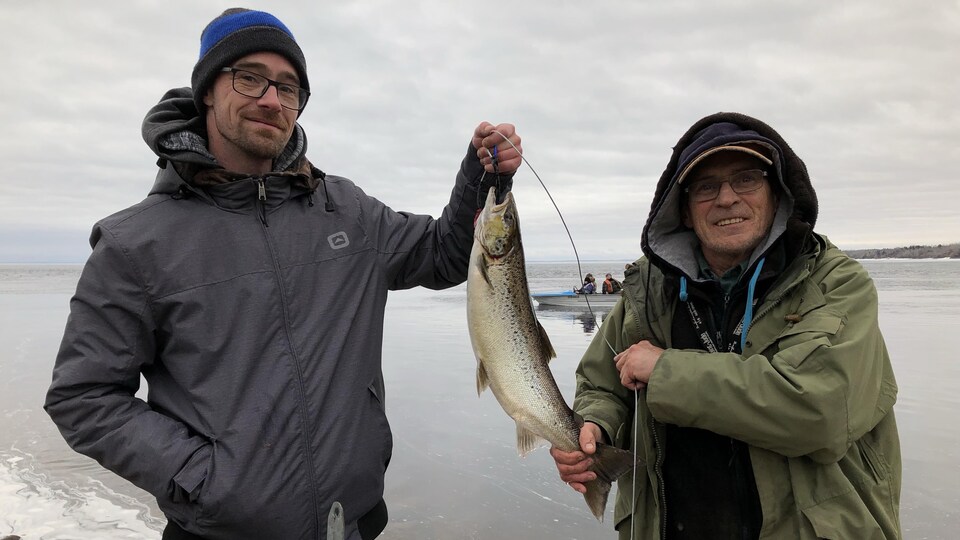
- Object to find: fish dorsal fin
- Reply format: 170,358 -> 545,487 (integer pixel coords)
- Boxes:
516,422 -> 545,456
476,360 -> 490,396
536,320 -> 557,362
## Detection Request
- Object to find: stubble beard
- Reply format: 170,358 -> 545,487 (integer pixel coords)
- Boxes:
214,105 -> 292,162
228,122 -> 289,160
712,230 -> 759,256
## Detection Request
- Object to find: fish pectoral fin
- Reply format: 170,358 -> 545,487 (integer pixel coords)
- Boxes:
516,423 -> 545,456
474,251 -> 492,287
536,320 -> 557,361
476,360 -> 491,396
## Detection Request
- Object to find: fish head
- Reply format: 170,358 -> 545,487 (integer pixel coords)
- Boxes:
475,187 -> 520,259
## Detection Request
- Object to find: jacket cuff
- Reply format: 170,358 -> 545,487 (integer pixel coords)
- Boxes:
463,142 -> 514,199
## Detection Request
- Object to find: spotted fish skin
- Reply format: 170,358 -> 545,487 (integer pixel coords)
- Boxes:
466,187 -> 637,521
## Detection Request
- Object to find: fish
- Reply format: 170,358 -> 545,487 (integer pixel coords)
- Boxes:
326,502 -> 344,540
466,187 -> 638,521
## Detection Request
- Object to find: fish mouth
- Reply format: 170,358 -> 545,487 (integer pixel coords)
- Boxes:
484,186 -> 515,210
477,187 -> 516,226
476,188 -> 518,258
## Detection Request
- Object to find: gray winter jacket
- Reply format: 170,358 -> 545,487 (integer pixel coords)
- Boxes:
45,88 -> 510,540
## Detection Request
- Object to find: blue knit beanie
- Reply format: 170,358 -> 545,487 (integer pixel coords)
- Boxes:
191,8 -> 309,113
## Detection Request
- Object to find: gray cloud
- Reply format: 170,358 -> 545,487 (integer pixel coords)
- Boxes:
1,0 -> 957,262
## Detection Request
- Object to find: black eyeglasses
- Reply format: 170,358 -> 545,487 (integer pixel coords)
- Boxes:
220,67 -> 310,111
684,169 -> 768,203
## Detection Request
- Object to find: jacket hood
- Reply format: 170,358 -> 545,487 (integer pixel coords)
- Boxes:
141,87 -> 311,196
641,112 -> 818,279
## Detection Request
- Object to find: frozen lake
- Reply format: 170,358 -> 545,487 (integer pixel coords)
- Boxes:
1,259 -> 958,538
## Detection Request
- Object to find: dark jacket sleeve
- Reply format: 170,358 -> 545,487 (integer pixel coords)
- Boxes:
369,144 -> 512,290
44,225 -> 209,500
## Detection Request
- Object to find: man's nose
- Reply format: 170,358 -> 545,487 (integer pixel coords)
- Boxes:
714,181 -> 741,205
256,84 -> 283,110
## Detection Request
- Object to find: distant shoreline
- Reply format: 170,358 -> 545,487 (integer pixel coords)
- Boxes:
3,242 -> 959,265
842,243 -> 959,260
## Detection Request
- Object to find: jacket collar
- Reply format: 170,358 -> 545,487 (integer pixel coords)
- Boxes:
142,86 -> 314,196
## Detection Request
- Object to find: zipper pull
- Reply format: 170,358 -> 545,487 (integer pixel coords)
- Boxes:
255,178 -> 269,226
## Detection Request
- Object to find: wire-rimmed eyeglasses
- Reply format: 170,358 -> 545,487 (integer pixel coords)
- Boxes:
684,169 -> 768,203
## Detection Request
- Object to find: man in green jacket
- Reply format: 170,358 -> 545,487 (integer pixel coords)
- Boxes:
550,113 -> 901,539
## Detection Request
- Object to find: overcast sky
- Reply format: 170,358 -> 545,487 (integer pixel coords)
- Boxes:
1,1 -> 958,263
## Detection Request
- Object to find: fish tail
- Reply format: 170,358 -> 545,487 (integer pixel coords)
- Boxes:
582,443 -> 642,521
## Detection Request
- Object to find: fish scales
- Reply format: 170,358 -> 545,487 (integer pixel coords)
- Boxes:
468,219 -> 579,451
466,187 -> 638,520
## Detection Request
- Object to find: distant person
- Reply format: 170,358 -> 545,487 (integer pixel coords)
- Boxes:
550,113 -> 901,539
44,8 -> 522,540
578,273 -> 597,294
602,273 -> 622,294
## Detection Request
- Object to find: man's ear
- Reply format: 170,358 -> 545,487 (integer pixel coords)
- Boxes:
203,88 -> 215,107
682,203 -> 692,228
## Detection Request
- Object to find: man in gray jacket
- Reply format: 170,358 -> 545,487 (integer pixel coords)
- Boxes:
45,8 -> 521,540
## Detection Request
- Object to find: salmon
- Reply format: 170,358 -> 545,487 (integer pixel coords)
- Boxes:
466,187 -> 637,520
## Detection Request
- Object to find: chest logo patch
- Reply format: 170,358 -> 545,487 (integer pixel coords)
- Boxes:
327,231 -> 350,250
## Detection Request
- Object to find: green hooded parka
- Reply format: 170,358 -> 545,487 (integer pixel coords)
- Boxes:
574,112 -> 901,539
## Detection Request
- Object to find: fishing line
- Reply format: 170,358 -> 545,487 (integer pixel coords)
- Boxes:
484,130 -> 617,356
631,387 -> 639,539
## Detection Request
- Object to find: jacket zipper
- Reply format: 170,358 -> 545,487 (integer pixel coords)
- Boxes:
256,178 -> 269,226
253,178 -> 322,536
720,292 -> 732,347
719,290 -> 753,537
652,417 -> 667,540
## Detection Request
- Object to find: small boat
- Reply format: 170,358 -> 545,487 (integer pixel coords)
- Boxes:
530,290 -> 621,310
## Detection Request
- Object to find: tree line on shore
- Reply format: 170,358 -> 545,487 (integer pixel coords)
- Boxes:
842,243 -> 960,259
